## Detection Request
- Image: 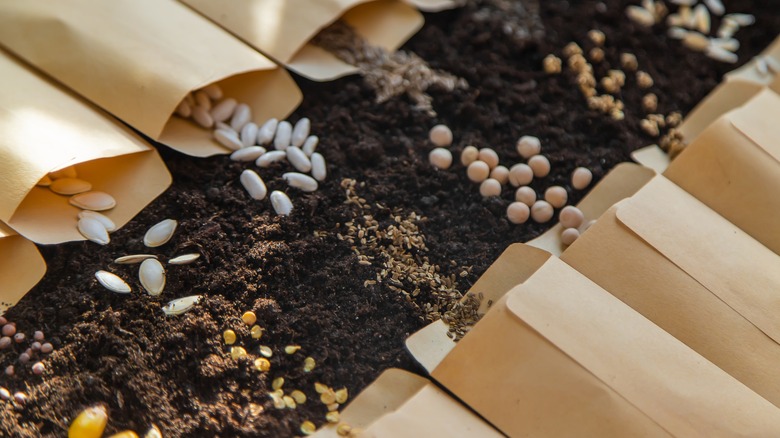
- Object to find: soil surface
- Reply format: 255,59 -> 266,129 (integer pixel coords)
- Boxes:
1,1 -> 778,436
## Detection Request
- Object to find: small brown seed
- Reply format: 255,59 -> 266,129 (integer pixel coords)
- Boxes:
2,324 -> 15,337
636,71 -> 654,89
543,54 -> 562,74
589,47 -> 605,63
31,362 -> 45,375
620,53 -> 638,71
588,29 -> 606,46
41,343 -> 53,354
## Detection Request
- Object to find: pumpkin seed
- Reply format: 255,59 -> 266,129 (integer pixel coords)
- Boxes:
79,210 -> 117,232
144,219 -> 177,247
78,217 -> 110,245
162,295 -> 201,315
270,191 -> 293,216
95,270 -> 131,293
49,166 -> 77,180
168,253 -> 200,265
70,191 -> 116,211
115,254 -> 158,264
144,424 -> 163,438
36,175 -> 53,187
139,259 -> 166,296
49,178 -> 92,195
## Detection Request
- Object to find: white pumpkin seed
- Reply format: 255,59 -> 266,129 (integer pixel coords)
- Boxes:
270,191 -> 293,216
241,122 -> 259,148
682,31 -> 709,51
311,153 -> 327,182
286,146 -> 312,173
114,254 -> 158,264
49,166 -> 77,180
192,105 -> 214,129
725,13 -> 755,26
256,150 -> 287,168
230,146 -> 266,162
230,103 -> 251,131
175,100 -> 192,118
168,253 -> 200,265
240,170 -> 268,200
283,172 -> 318,192
302,135 -> 319,157
706,45 -> 738,63
144,219 -> 177,247
703,0 -> 724,16
257,118 -> 278,145
291,118 -> 310,147
95,270 -> 131,293
210,98 -> 237,123
139,259 -> 166,296
201,83 -> 223,100
70,191 -> 116,211
144,424 -> 163,438
274,121 -> 292,151
693,4 -> 710,34
162,295 -> 201,316
194,91 -> 211,110
36,175 -> 52,187
79,210 -> 117,232
50,178 -> 92,195
78,217 -> 109,245
625,5 -> 655,27
215,121 -> 233,132
214,128 -> 243,151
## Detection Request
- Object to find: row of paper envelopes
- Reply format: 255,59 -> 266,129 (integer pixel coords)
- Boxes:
0,0 -> 459,313
312,36 -> 780,436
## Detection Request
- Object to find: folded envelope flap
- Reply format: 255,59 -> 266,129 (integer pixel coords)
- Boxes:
724,34 -> 780,84
0,223 -> 46,314
0,0 -> 279,139
676,80 -> 764,142
403,0 -> 460,11
616,175 -> 780,346
505,257 -> 780,436
728,88 -> 780,164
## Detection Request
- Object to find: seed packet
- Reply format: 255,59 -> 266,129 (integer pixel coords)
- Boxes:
0,0 -> 301,157
0,223 -> 45,313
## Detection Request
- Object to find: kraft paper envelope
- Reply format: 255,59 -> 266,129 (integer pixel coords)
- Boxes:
181,0 -> 424,82
0,0 -> 301,157
665,88 -> 780,255
0,223 -> 46,314
432,257 -> 780,437
313,369 -> 501,437
630,144 -> 670,173
562,175 -> 780,408
0,49 -> 171,244
678,34 -> 780,141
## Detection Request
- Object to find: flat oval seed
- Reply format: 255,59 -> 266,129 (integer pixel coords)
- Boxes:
516,136 -> 541,158
287,146 -> 312,173
192,105 -> 214,129
162,295 -> 201,316
528,155 -> 551,178
571,167 -> 593,190
515,186 -> 537,206
223,330 -> 236,345
460,146 -> 479,166
201,83 -> 223,100
230,103 -> 252,131
79,211 -> 116,232
259,345 -> 273,357
531,200 -> 554,223
311,153 -> 327,182
214,128 -> 243,151
115,254 -> 157,264
479,179 -> 502,197
240,170 -> 268,200
139,259 -> 166,296
144,219 -> 177,247
78,217 -> 110,245
175,100 -> 191,118
257,118 -> 278,145
559,206 -> 585,229
509,164 -> 534,187
477,148 -> 499,169
230,146 -> 266,162
302,135 -> 319,156
270,191 -> 293,216
36,175 -> 52,187
429,148 -> 453,170
467,161 -> 490,183
195,91 -> 211,110
291,118 -> 311,147
256,150 -> 287,168
682,32 -> 709,51
95,270 -> 131,293
274,121 -> 292,151
70,191 -> 116,211
50,178 -> 92,195
545,186 -> 568,208
561,227 -> 581,246
49,166 -> 78,179
241,122 -> 259,148
210,98 -> 237,123
168,253 -> 200,265
283,173 -> 318,192
507,202 -> 531,224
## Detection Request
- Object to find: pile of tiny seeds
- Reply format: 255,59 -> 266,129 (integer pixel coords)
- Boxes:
0,315 -> 55,406
173,84 -> 328,217
624,0 -> 756,64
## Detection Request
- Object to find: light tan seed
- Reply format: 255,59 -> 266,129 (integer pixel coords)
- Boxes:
704,0 -> 724,15
667,26 -> 688,39
230,104 -> 252,131
516,135 -> 541,159
559,206 -> 585,229
144,219 -> 177,247
283,395 -> 297,409
693,4 -> 711,33
706,45 -> 738,63
589,47 -> 604,63
230,346 -> 247,360
642,93 -> 658,112
270,392 -> 285,409
192,105 -> 214,129
477,148 -> 499,169
214,128 -> 243,151
223,330 -> 237,345
460,146 -> 479,166
335,388 -> 348,404
561,227 -> 581,246
571,167 -> 593,190
466,161 -> 490,183
544,186 -> 568,208
254,358 -> 271,372
528,155 -> 551,178
636,71 -> 654,89
201,83 -> 223,100
320,391 -> 337,405
303,357 -> 316,372
49,165 -> 77,180
315,382 -> 328,394
543,54 -> 562,74
479,179 -> 502,198
210,98 -> 237,123
250,325 -> 264,339
506,202 -> 530,224
514,186 -> 536,206
682,32 -> 709,52
272,377 -> 285,390
620,53 -> 639,71
508,164 -> 533,187
139,259 -> 166,296
490,165 -> 509,185
429,124 -> 453,147
285,345 -> 301,354
78,217 -> 110,245
429,148 -> 453,170
626,5 -> 656,27
291,390 -> 307,404
725,13 -> 755,26
242,311 -> 257,326
563,42 -> 582,57
50,178 -> 92,195
531,200 -> 554,223
175,100 -> 192,118
337,424 -> 353,436
194,91 -> 211,110
588,29 -> 606,46
168,253 -> 200,265
259,346 -> 273,357
70,191 -> 116,211
326,411 -> 340,423
300,421 -> 316,435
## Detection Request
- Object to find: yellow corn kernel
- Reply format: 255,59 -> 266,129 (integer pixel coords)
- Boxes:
250,325 -> 263,339
68,405 -> 108,438
230,346 -> 247,360
223,330 -> 236,345
254,358 -> 271,372
242,311 -> 257,326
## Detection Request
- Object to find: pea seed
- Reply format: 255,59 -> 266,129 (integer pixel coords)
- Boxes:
285,345 -> 301,354
2,324 -> 16,337
5,365 -> 13,376
13,392 -> 27,405
429,148 -> 453,170
291,390 -> 307,404
429,124 -> 453,147
326,411 -> 340,423
34,331 -> 44,342
544,186 -> 568,208
300,421 -> 316,435
479,179 -> 502,198
242,311 -> 257,326
335,388 -> 348,404
571,167 -> 593,190
561,227 -> 581,246
31,362 -> 45,375
466,161 -> 490,183
559,206 -> 585,229
490,165 -> 509,185
514,186 -> 536,206
528,155 -> 551,178
460,146 -> 479,166
516,135 -> 541,159
230,346 -> 247,360
250,325 -> 263,339
41,343 -> 53,354
223,330 -> 236,345
259,346 -> 273,357
254,358 -> 271,372
507,202 -> 531,224
303,357 -> 316,372
13,333 -> 24,343
337,424 -> 353,436
0,337 -> 10,349
531,200 -> 554,223
509,164 -> 534,187
477,148 -> 499,169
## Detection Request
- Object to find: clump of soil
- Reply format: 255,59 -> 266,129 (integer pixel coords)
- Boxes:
1,1 -> 777,436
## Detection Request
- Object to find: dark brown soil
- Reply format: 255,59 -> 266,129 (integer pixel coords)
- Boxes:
2,1 -> 778,436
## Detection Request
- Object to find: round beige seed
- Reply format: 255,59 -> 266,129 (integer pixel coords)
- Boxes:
479,179 -> 502,198
514,186 -> 536,206
466,161 -> 490,183
506,202 -> 530,224
429,148 -> 453,170
544,186 -> 568,208
460,146 -> 479,166
477,148 -> 499,169
490,166 -> 509,185
571,167 -> 593,190
528,155 -> 551,178
508,164 -> 533,187
531,200 -> 554,223
561,227 -> 581,246
559,206 -> 585,229
429,124 -> 453,147
516,136 -> 541,159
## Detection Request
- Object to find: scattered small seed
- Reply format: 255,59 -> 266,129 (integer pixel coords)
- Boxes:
284,395 -> 297,409
13,333 -> 24,343
626,5 -> 656,27
467,161 -> 490,183
682,32 -> 709,52
240,169 -> 268,200
531,200 -> 554,223
33,331 -> 44,342
254,358 -> 271,372
515,186 -> 536,206
79,211 -> 116,232
287,146 -> 312,173
192,106 -> 214,128
175,100 -> 192,118
223,330 -> 237,345
640,118 -> 660,137
571,167 -> 593,190
490,165 -> 509,185
238,311 -> 256,327
559,206 -> 585,229
210,98 -> 237,123
114,254 -> 157,264
311,153 -> 327,182
460,146 -> 479,166
241,122 -> 260,148
70,191 -> 116,211
31,362 -> 45,375
95,270 -> 131,294
725,13 -> 754,26
642,93 -> 658,112
303,356 -> 316,372
272,377 -> 285,390
507,202 -> 530,224
195,91 -> 211,110
230,346 -> 247,360
589,47 -> 605,63
12,392 -> 26,405
563,42 -> 583,57
706,45 -> 738,63
292,118 -> 311,147
0,337 -> 10,350
139,259 -> 166,296
337,424 -> 353,436
429,148 -> 453,170
274,121 -> 292,150
620,53 -> 639,71
168,253 -> 200,265
561,227 -> 581,246
545,186 -> 568,208
5,365 -> 13,376
256,118 -> 278,145
250,325 -> 264,339
429,124 -> 453,147
320,390 -> 337,405
710,37 -> 740,52
259,346 -> 273,358
214,128 -> 243,151
479,179 -> 502,198
2,324 -> 15,337
41,343 -> 54,353
667,26 -> 688,39
144,219 -> 177,247
315,382 -> 328,394
230,104 -> 252,132
285,345 -> 301,354
335,388 -> 348,404
326,411 -> 340,423
31,342 -> 41,351
302,135 -> 319,157
283,172 -> 318,192
528,155 -> 551,178
693,4 -> 711,34
270,392 -> 286,409
477,148 -> 499,169
543,54 -> 562,74
300,421 -> 316,435
78,217 -> 110,245
255,150 -> 287,167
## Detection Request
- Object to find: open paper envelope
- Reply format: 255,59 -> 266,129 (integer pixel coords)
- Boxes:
431,257 -> 780,437
313,369 -> 501,437
665,88 -> 780,255
0,0 -> 301,157
0,50 -> 170,244
561,175 -> 780,408
678,34 -> 780,141
181,0 -> 424,82
0,223 -> 45,314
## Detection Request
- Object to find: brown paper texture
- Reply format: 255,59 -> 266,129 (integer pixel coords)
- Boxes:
0,223 -> 46,314
0,49 -> 171,244
0,0 -> 301,157
433,258 -> 780,436
562,176 -> 780,408
182,0 -> 424,82
665,89 -> 780,255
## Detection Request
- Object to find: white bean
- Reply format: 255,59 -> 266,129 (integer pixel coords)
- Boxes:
287,146 -> 312,173
257,118 -> 278,145
241,122 -> 259,148
291,118 -> 310,147
211,98 -> 237,123
302,135 -> 319,156
270,191 -> 293,216
231,146 -> 266,162
429,148 -> 453,170
311,153 -> 327,182
230,103 -> 252,131
78,211 -> 116,232
240,170 -> 267,200
192,106 -> 214,129
283,172 -> 318,192
256,150 -> 287,167
274,121 -> 293,151
214,128 -> 243,151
